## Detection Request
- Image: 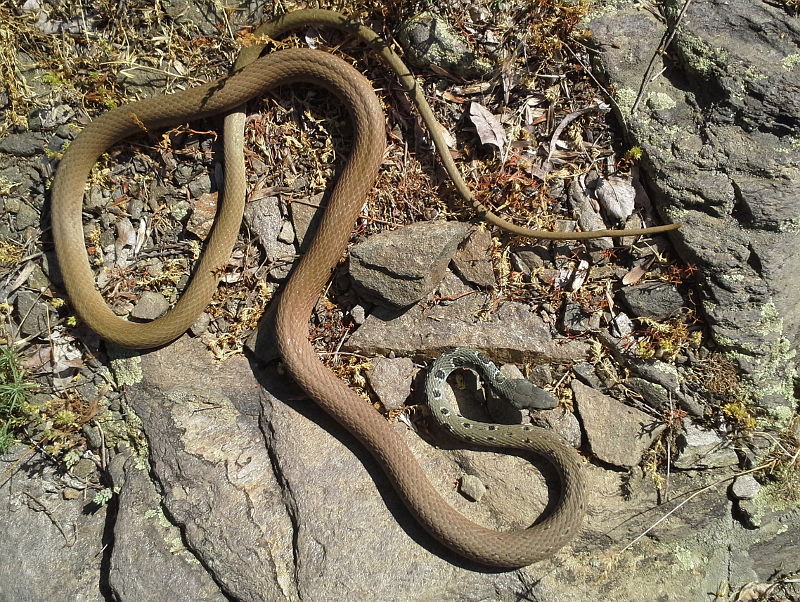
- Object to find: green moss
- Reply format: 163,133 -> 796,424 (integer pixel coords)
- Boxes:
673,33 -> 728,79
781,53 -> 800,71
674,547 -> 699,570
647,92 -> 677,111
107,344 -> 143,386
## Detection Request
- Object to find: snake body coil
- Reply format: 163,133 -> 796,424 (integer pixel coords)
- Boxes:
46,10 -> 654,567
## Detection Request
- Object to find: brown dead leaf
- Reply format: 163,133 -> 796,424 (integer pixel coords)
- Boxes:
622,255 -> 656,286
468,102 -> 507,153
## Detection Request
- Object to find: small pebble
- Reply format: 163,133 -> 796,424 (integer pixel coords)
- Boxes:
731,474 -> 761,500
130,291 -> 169,320
459,474 -> 486,502
62,488 -> 81,501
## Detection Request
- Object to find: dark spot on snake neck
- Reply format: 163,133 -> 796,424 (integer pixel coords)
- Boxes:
432,389 -> 442,399
462,422 -> 472,429
476,352 -> 491,364
487,425 -> 497,431
434,369 -> 446,380
524,438 -> 532,444
522,425 -> 532,431
440,407 -> 450,416
486,436 -> 496,442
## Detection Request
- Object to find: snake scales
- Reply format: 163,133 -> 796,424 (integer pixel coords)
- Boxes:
51,10 -> 677,567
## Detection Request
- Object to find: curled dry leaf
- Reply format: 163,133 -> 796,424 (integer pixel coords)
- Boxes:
595,177 -> 636,221
622,255 -> 656,286
114,217 -> 137,268
468,101 -> 507,153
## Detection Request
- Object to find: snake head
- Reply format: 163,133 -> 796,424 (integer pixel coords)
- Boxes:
499,379 -> 558,410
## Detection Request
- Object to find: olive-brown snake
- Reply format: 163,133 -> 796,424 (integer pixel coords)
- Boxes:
52,10 -> 678,567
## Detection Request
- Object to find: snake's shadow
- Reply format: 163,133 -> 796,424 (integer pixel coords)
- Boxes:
248,351 -> 516,574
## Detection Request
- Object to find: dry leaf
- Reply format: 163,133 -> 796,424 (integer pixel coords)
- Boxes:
622,255 -> 656,286
453,82 -> 491,95
595,177 -> 636,221
468,101 -> 507,153
114,218 -> 136,268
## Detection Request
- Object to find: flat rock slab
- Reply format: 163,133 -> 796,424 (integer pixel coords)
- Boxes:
109,454 -> 226,601
126,337 -> 564,600
0,448 -> 107,601
346,298 -> 589,364
572,380 -> 665,467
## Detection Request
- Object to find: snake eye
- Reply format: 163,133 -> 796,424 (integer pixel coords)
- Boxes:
435,369 -> 446,379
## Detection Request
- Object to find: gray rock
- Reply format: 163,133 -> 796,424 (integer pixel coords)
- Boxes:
25,263 -> 51,290
187,173 -> 211,198
27,104 -> 74,130
673,420 -> 739,469
129,337 -> 545,600
562,299 -> 596,334
243,196 -> 295,280
161,0 -> 224,36
14,201 -> 40,230
572,362 -> 604,389
345,299 -> 589,364
118,66 -> 169,98
630,359 -> 703,416
730,474 -> 761,501
397,12 -> 492,79
189,312 -> 211,336
624,377 -> 672,411
618,282 -> 685,320
459,474 -> 486,502
128,340 -> 292,600
0,447 -> 107,601
511,245 -> 549,276
572,380 -> 665,467
533,408 -> 583,449
451,228 -> 496,288
131,291 -> 170,320
349,221 -> 468,308
365,357 -> 416,411
567,180 -> 613,250
0,132 -> 47,156
589,1 -> 800,410
14,289 -> 50,336
611,311 -> 634,338
289,193 -> 324,251
109,454 -> 226,601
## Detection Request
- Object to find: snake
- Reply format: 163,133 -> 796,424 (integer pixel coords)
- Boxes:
424,348 -> 585,555
50,9 -> 678,567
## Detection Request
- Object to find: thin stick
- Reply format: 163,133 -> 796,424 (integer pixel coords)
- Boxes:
619,461 -> 774,554
631,0 -> 695,115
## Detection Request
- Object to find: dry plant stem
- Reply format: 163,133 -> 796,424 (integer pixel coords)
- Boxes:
631,0 -> 696,114
619,462 -> 775,555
